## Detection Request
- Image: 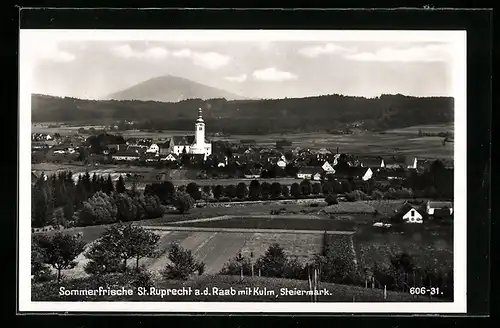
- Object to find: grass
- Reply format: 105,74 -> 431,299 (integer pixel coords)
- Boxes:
320,201 -> 377,214
32,273 -> 442,302
166,215 -> 356,231
353,229 -> 453,273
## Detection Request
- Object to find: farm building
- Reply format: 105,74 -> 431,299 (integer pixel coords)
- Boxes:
112,151 -> 140,161
426,201 -> 453,215
296,166 -> 322,180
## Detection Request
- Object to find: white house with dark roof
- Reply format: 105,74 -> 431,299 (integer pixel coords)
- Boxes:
426,201 -> 453,215
169,108 -> 212,160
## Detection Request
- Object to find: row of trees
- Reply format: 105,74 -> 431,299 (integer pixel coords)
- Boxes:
31,172 -> 129,228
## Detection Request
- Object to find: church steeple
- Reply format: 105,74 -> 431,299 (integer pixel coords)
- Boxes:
196,107 -> 204,123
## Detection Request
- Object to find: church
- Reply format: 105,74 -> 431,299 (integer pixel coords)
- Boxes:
168,108 -> 212,160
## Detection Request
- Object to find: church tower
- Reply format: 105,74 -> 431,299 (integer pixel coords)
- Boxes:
195,107 -> 205,147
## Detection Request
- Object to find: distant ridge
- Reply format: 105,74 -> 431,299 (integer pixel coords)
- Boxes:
103,75 -> 247,102
31,93 -> 454,135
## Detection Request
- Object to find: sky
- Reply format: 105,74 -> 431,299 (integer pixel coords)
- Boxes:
27,36 -> 455,100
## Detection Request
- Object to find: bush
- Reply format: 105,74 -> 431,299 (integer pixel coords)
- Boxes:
325,193 -> 338,205
172,191 -> 195,214
371,190 -> 384,200
162,243 -> 205,280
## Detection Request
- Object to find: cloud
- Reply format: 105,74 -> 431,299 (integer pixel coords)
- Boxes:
27,39 -> 76,63
344,44 -> 451,62
224,74 -> 247,83
252,68 -> 297,82
111,44 -> 169,59
299,43 -> 353,57
172,49 -> 231,70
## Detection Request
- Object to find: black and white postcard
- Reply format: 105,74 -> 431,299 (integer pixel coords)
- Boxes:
19,29 -> 466,313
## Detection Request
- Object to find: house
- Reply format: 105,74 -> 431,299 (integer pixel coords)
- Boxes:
112,151 -> 140,161
402,207 -> 423,224
426,201 -> 453,215
277,159 -> 287,168
244,168 -> 262,179
296,166 -> 321,180
312,172 -> 323,181
145,153 -> 159,162
160,153 -> 178,162
383,158 -> 401,169
393,203 -> 424,224
361,167 -> 373,181
146,143 -> 160,154
321,161 -> 335,173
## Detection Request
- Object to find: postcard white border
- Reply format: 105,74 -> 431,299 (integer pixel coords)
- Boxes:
19,29 -> 467,313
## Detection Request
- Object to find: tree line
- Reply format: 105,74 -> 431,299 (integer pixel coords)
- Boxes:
32,93 -> 453,134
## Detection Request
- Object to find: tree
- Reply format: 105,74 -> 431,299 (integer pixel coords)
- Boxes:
31,239 -> 52,282
34,232 -> 85,282
270,182 -> 282,199
116,175 -> 127,194
312,183 -> 322,195
186,182 -> 201,200
249,180 -> 261,200
300,179 -> 312,196
322,181 -> 334,195
172,191 -> 195,214
261,182 -> 271,200
212,185 -> 224,199
127,225 -> 161,271
290,182 -> 301,198
162,243 -> 205,280
281,185 -> 290,198
77,191 -> 118,226
104,175 -> 115,194
84,238 -> 122,275
236,182 -> 248,199
325,193 -> 338,205
256,243 -> 287,278
224,184 -> 237,199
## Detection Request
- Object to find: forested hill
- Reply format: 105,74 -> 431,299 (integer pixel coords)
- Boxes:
31,94 -> 454,134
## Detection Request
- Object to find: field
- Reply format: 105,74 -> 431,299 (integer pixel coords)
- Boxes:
164,215 -> 357,232
51,228 -> 332,278
353,229 -> 453,273
32,123 -> 454,159
32,274 -> 439,302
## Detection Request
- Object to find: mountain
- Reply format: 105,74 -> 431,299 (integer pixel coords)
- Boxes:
103,75 -> 247,102
31,93 -> 454,135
